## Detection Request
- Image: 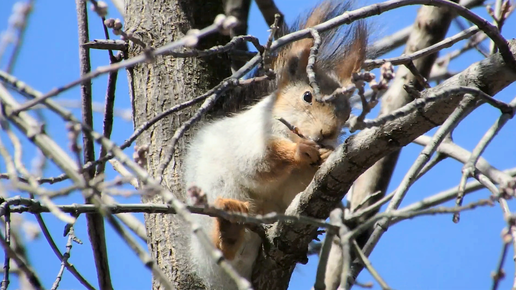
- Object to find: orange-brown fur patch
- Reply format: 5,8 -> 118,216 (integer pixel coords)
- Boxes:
211,198 -> 250,260
290,2 -> 330,55
255,138 -> 298,183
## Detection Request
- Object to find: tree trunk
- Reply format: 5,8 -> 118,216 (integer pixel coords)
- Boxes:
124,1 -> 231,289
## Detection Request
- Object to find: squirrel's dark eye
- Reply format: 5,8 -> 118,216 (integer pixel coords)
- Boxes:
303,91 -> 313,104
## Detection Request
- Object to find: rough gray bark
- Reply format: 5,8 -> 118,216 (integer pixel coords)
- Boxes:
224,0 -> 251,71
255,0 -> 284,26
124,1 -> 231,289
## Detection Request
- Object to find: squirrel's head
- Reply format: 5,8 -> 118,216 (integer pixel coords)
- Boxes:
272,0 -> 368,147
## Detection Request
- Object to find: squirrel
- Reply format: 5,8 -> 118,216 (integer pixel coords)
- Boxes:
184,1 -> 369,289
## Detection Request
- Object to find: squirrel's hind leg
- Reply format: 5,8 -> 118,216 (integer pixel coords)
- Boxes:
212,198 -> 250,260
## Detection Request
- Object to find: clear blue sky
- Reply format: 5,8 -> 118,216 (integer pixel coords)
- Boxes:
1,0 -> 515,289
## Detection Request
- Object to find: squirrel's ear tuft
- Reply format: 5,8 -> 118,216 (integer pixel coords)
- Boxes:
274,0 -> 370,90
276,2 -> 330,90
278,48 -> 310,89
336,23 -> 368,85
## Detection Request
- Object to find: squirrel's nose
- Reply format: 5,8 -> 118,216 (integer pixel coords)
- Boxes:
312,129 -> 334,143
312,133 -> 323,143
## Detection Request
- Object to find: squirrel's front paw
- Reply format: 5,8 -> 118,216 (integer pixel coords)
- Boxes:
319,147 -> 333,164
215,198 -> 250,215
295,139 -> 321,166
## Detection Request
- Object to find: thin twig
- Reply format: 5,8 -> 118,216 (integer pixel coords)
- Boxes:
494,197 -> 516,290
349,153 -> 448,222
364,26 -> 480,70
346,96 -> 479,287
0,230 -> 42,290
2,112 -> 75,224
1,208 -> 11,290
491,239 -> 510,290
94,0 -> 120,178
351,240 -> 391,290
307,29 -> 322,99
387,97 -> 476,213
357,87 -> 511,130
164,35 -> 264,58
76,1 -> 112,289
102,206 -> 176,290
276,117 -> 308,139
6,196 -> 336,231
11,0 -> 515,116
346,198 -> 495,244
1,70 -> 267,185
5,1 -> 33,73
0,84 -> 175,289
262,13 -> 281,70
51,225 -> 80,290
404,61 -> 430,88
94,68 -> 119,177
34,211 -> 95,290
313,209 -> 339,290
83,39 -> 128,50
454,18 -> 490,57
0,87 -> 250,289
456,97 -> 516,218
435,31 -> 488,66
10,17 -> 233,114
367,0 -> 484,56
390,169 -> 516,223
0,86 -> 94,289
354,191 -> 383,212
103,194 -> 147,242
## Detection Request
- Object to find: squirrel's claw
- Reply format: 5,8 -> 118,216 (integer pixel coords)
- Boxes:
318,147 -> 333,164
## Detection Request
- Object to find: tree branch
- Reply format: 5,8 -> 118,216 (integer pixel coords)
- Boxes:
251,40 -> 516,290
76,1 -> 112,289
